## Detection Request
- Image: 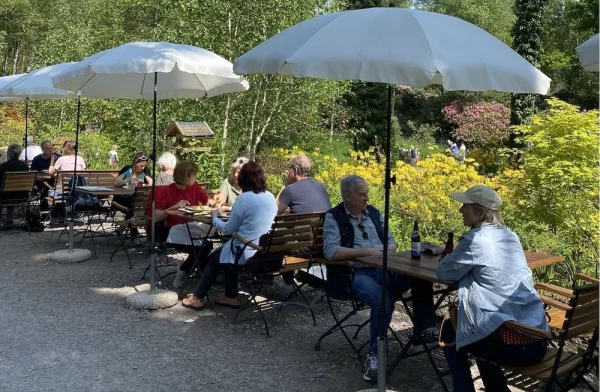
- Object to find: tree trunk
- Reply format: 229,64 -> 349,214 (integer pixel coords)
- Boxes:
330,98 -> 335,142
220,95 -> 231,175
246,78 -> 264,156
2,47 -> 9,75
251,90 -> 281,156
12,41 -> 20,74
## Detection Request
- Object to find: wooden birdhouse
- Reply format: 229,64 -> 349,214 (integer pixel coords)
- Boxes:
166,121 -> 214,159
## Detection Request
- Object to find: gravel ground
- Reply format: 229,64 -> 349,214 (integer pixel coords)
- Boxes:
0,224 -> 594,392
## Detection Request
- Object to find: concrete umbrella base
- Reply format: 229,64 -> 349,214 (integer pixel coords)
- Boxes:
126,289 -> 178,310
51,249 -> 92,263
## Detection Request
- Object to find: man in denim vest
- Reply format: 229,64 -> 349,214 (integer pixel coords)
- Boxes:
323,175 -> 436,383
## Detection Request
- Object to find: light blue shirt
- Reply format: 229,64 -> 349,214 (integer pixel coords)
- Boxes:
323,205 -> 396,267
212,191 -> 277,265
437,223 -> 549,349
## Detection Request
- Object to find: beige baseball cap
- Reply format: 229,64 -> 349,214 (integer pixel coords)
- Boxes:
451,185 -> 502,211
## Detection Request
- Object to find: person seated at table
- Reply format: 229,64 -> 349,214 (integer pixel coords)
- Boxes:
112,152 -> 153,214
276,154 -> 331,214
31,141 -> 60,172
156,152 -> 177,186
323,174 -> 436,383
181,161 -> 277,310
209,156 -> 248,208
0,144 -> 29,228
19,136 -> 43,162
48,141 -> 86,175
153,161 -> 211,288
437,185 -> 549,392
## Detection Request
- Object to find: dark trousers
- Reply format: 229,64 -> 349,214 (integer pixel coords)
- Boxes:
441,322 -> 547,392
351,267 -> 435,353
193,247 -> 238,300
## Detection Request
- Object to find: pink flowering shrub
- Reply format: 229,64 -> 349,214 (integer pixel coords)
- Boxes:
441,101 -> 510,146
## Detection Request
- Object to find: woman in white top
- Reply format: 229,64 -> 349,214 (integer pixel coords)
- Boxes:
182,161 -> 277,311
49,141 -> 86,175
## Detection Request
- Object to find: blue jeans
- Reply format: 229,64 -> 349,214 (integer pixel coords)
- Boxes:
351,267 -> 435,353
441,322 -> 547,392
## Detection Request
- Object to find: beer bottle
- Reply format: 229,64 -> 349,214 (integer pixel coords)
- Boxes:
411,220 -> 421,260
441,232 -> 454,260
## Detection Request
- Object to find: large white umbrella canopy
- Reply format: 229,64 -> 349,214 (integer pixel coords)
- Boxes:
234,7 -> 550,94
53,41 -> 249,99
0,63 -> 78,99
52,41 -> 249,300
576,34 -> 599,72
0,74 -> 27,101
234,7 -> 551,391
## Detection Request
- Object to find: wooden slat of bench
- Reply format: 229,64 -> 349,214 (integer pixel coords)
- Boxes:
565,319 -> 599,339
280,260 -> 310,273
506,348 -> 582,381
270,241 -> 314,253
536,283 -> 575,298
275,212 -> 324,221
270,233 -> 313,245
540,295 -> 572,312
274,219 -> 319,228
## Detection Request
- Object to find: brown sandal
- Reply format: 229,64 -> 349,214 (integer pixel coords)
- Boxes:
214,296 -> 240,309
182,295 -> 204,311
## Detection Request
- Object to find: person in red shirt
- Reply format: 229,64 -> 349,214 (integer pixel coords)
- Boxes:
153,161 -> 212,288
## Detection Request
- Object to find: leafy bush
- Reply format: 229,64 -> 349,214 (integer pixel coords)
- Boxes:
441,101 -> 510,146
499,99 -> 599,283
0,105 -> 25,146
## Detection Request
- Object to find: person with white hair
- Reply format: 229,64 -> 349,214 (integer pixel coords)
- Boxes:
156,152 -> 177,186
211,157 -> 249,208
19,136 -> 43,162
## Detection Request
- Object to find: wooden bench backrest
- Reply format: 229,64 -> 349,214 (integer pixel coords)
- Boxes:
1,171 -> 37,193
265,212 -> 324,254
131,186 -> 152,226
563,282 -> 599,339
58,170 -> 118,190
311,217 -> 325,258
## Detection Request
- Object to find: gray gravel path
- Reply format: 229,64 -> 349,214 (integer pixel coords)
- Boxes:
0,226 -> 593,391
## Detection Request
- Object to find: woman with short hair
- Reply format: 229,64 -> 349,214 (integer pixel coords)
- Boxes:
210,157 -> 248,208
182,161 -> 277,310
154,161 -> 212,288
156,152 -> 177,186
438,185 -> 549,392
48,141 -> 86,175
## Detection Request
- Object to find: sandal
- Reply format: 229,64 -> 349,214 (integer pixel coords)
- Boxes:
182,294 -> 204,311
214,296 -> 240,309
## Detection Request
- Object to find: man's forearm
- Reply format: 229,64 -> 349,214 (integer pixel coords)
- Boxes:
331,246 -> 378,260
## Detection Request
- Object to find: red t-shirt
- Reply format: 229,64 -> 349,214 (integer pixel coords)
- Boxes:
153,182 -> 209,227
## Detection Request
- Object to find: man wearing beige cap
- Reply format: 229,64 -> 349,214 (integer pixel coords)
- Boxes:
437,185 -> 549,392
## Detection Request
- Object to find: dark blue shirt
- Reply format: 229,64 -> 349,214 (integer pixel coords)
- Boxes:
31,153 -> 60,171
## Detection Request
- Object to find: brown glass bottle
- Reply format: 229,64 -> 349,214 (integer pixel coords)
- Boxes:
441,232 -> 454,260
411,220 -> 421,259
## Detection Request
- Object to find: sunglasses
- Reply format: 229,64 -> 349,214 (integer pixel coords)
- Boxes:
357,222 -> 369,240
135,156 -> 148,162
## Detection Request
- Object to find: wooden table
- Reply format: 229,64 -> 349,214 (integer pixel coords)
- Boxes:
358,250 -> 565,283
75,186 -> 135,197
165,209 -> 214,224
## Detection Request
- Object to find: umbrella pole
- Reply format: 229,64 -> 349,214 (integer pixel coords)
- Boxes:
69,92 -> 82,253
150,72 -> 158,294
24,99 -> 28,162
377,84 -> 394,391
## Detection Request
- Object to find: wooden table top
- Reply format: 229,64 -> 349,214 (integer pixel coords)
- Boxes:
358,250 -> 565,284
75,186 -> 135,196
166,209 -> 227,224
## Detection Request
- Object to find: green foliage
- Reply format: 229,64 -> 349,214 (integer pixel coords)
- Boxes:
195,152 -> 223,189
509,0 -> 549,127
500,99 -> 600,282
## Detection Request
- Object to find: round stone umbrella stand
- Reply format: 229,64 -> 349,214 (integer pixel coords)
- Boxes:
126,288 -> 178,310
51,248 -> 92,263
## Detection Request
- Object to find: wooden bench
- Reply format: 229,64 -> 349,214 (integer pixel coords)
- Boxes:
501,274 -> 599,391
231,212 -> 323,337
0,172 -> 37,230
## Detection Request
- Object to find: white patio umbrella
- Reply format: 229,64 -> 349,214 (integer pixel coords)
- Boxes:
0,63 -> 88,259
0,74 -> 27,102
576,34 -> 599,72
53,41 -> 249,303
234,7 -> 550,391
0,63 -> 77,161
